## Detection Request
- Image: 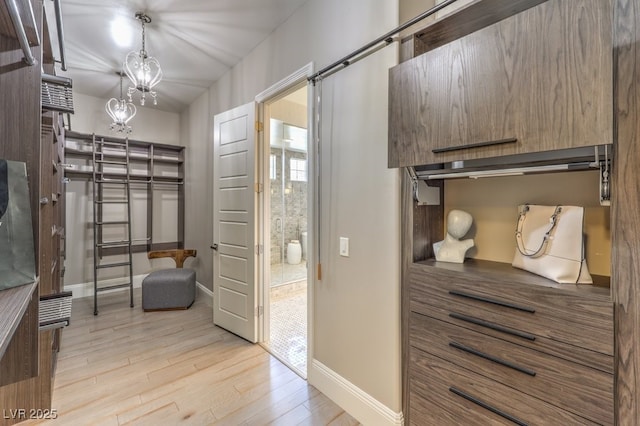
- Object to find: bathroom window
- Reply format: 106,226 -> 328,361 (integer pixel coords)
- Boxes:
270,155 -> 277,180
290,158 -> 306,182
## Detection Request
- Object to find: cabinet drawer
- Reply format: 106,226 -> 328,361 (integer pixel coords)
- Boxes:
409,347 -> 600,426
409,261 -> 613,356
388,0 -> 612,168
413,292 -> 613,373
410,313 -> 613,425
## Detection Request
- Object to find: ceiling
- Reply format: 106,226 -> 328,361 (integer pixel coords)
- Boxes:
49,0 -> 309,113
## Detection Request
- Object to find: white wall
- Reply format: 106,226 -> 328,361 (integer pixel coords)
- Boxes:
182,0 -> 402,421
64,93 -> 182,287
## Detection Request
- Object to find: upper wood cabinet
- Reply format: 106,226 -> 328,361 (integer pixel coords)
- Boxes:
388,0 -> 613,168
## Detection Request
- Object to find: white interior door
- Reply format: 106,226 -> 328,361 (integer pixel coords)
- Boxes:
212,102 -> 258,343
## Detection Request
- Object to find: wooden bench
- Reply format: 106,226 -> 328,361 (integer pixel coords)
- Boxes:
147,249 -> 197,268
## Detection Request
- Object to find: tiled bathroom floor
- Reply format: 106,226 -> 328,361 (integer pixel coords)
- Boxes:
269,280 -> 307,377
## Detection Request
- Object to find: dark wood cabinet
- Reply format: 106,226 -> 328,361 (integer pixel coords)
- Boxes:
0,0 -> 68,422
407,261 -> 613,425
391,0 -> 628,424
0,0 -> 43,398
40,111 -> 65,297
411,260 -> 613,358
389,0 -> 613,168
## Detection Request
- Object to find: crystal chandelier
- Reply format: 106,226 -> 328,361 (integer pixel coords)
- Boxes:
123,12 -> 162,106
105,73 -> 136,133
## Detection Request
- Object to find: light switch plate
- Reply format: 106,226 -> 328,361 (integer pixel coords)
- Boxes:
339,237 -> 349,257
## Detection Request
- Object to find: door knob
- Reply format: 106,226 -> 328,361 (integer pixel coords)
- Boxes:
211,243 -> 218,251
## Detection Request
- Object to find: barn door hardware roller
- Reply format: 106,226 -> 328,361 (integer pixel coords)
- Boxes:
406,166 -> 440,206
592,145 -> 611,206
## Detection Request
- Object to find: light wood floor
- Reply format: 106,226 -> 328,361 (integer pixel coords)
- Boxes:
27,289 -> 358,425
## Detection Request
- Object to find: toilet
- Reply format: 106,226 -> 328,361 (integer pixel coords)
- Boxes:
287,240 -> 302,264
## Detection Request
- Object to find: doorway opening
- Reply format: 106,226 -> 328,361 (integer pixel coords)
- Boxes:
263,84 -> 309,378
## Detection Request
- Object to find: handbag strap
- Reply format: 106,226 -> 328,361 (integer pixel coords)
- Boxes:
515,205 -> 562,258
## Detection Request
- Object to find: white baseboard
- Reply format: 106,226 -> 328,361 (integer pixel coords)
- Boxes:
308,359 -> 404,426
196,281 -> 213,307
64,274 -> 148,299
65,276 -> 214,304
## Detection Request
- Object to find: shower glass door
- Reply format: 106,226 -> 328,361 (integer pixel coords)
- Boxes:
268,117 -> 308,376
269,119 -> 307,285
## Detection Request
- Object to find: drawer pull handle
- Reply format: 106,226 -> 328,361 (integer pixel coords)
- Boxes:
449,341 -> 536,377
449,386 -> 528,426
449,290 -> 535,313
449,312 -> 536,341
432,137 -> 517,154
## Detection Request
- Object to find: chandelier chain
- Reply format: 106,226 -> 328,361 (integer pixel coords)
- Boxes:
141,17 -> 146,56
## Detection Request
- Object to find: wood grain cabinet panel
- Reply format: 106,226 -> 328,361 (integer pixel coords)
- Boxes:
388,0 -> 613,168
410,348 -> 601,426
396,0 -> 621,423
0,1 -> 67,418
409,287 -> 613,373
405,262 -> 614,424
409,260 -> 613,356
411,313 -> 614,425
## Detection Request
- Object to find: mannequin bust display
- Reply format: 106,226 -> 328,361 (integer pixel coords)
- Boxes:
433,209 -> 475,263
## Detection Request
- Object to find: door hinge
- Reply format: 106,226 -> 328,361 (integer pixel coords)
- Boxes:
255,121 -> 264,132
256,305 -> 264,316
255,183 -> 263,193
255,244 -> 263,255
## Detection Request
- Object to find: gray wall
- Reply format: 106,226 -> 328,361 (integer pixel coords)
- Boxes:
181,92 -> 212,288
181,0 -> 401,416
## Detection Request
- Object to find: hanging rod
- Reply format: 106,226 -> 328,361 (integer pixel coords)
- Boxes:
5,0 -> 38,66
52,0 -> 67,71
308,0 -> 459,83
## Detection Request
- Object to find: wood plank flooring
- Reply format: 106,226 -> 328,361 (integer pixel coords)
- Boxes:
25,289 -> 358,425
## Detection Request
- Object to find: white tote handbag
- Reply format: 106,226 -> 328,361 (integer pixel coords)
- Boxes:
512,204 -> 592,284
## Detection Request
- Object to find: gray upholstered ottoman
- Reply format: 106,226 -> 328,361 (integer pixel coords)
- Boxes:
142,268 -> 196,311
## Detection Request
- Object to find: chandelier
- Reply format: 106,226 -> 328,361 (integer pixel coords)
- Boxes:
105,72 -> 136,133
123,12 -> 162,106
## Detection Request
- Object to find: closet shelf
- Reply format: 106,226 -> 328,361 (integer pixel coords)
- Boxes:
63,169 -> 183,183
0,282 -> 38,361
65,151 -> 181,163
63,131 -> 186,265
153,157 -> 183,164
65,130 -> 183,150
414,258 -> 610,294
